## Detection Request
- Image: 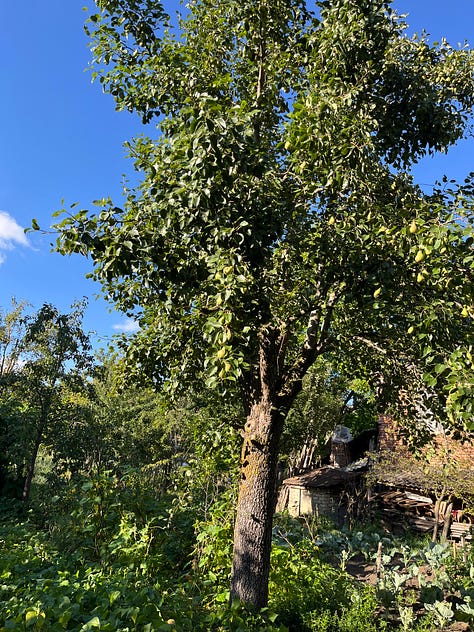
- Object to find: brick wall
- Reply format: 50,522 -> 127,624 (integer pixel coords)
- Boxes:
330,441 -> 351,468
377,415 -> 474,466
287,486 -> 346,525
377,415 -> 404,452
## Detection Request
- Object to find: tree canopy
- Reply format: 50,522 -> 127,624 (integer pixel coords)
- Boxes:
47,0 -> 474,607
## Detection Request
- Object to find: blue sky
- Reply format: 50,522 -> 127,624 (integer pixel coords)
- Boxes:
1,0 -> 474,349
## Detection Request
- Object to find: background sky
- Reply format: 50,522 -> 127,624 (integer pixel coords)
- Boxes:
1,0 -> 474,349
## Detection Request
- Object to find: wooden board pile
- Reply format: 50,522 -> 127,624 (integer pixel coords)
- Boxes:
369,489 -> 436,532
369,489 -> 473,541
451,521 -> 473,541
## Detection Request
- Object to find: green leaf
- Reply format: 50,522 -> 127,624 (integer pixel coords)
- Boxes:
80,616 -> 101,630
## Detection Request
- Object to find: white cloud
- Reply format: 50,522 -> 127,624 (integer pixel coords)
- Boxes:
0,211 -> 30,264
113,318 -> 140,333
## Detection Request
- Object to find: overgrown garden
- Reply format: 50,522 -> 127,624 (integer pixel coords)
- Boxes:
1,300 -> 473,630
2,0 -> 474,627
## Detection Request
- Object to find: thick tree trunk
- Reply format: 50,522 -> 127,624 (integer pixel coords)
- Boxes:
22,416 -> 46,503
230,395 -> 284,608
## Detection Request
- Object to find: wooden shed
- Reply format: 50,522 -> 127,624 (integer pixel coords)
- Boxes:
280,416 -> 474,540
283,464 -> 366,525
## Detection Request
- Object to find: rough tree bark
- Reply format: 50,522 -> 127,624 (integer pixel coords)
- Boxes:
229,310 -> 327,606
230,397 -> 284,607
230,331 -> 293,607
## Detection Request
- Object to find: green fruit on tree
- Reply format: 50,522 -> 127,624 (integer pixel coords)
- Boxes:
415,250 -> 425,263
409,220 -> 418,233
217,347 -> 226,359
373,287 -> 382,298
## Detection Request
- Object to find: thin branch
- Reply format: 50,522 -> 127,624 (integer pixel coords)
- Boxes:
352,335 -> 388,356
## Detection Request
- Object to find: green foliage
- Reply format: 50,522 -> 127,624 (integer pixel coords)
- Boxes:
34,0 -> 474,609
48,0 -> 474,426
300,589 -> 386,632
0,398 -> 35,497
0,301 -> 94,501
193,489 -> 236,596
46,468 -> 195,571
269,541 -> 356,630
0,298 -> 28,382
0,523 -> 197,631
281,359 -> 377,466
2,489 -> 474,632
175,403 -> 240,511
0,470 -> 200,631
50,358 -> 173,478
0,300 -> 31,496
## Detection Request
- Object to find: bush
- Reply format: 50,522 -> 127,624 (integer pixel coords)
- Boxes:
301,588 -> 386,632
269,540 -> 362,631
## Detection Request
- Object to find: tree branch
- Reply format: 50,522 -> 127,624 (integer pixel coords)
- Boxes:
352,335 -> 388,356
278,289 -> 340,404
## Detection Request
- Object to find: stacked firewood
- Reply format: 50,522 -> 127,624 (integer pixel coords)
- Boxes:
369,489 -> 473,541
369,489 -> 436,532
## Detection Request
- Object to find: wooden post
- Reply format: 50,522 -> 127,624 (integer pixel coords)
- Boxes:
461,536 -> 467,564
376,541 -> 383,580
432,499 -> 441,542
441,502 -> 453,542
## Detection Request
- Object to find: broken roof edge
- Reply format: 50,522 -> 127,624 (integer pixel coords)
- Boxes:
283,460 -> 368,489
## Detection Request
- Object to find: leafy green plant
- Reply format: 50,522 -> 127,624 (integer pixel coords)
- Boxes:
398,605 -> 416,631
0,510 -> 200,631
299,587 -> 386,632
424,600 -> 454,629
193,490 -> 235,599
269,540 -> 356,630
203,601 -> 287,632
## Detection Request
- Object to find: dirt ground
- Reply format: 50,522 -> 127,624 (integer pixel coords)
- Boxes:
345,554 -> 378,584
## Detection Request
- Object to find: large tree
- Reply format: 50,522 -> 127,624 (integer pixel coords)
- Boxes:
0,301 -> 94,500
49,0 -> 474,607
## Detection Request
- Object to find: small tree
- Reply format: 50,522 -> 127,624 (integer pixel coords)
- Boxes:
49,0 -> 474,607
0,300 -> 35,497
0,299 -> 28,383
18,302 -> 93,502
